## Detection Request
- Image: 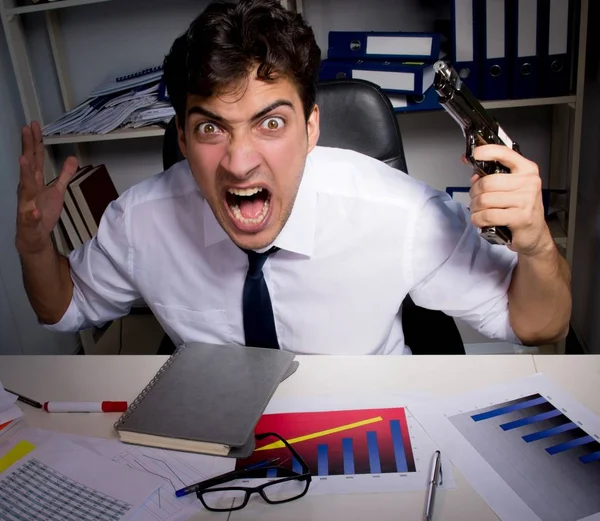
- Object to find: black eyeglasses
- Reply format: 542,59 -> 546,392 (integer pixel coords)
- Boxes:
196,432 -> 312,512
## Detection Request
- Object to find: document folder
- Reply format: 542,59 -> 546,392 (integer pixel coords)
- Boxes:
451,0 -> 481,97
387,86 -> 442,113
508,0 -> 540,99
480,0 -> 510,100
327,31 -> 442,61
538,0 -> 574,97
319,59 -> 435,96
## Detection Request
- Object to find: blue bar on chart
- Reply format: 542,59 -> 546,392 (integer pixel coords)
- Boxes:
390,419 -> 408,473
580,452 -> 600,464
366,431 -> 381,474
343,438 -> 355,475
500,409 -> 562,431
471,396 -> 548,422
292,456 -> 303,475
317,444 -> 328,476
523,422 -> 578,442
267,468 -> 278,478
546,436 -> 595,455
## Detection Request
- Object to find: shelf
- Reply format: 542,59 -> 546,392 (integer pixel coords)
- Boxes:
481,95 -> 577,110
43,125 -> 166,145
44,94 -> 577,144
4,0 -> 113,15
393,95 -> 577,115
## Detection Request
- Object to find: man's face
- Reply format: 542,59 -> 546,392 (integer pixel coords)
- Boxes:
178,72 -> 320,250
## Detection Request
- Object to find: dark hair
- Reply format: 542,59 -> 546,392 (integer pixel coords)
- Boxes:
163,0 -> 321,128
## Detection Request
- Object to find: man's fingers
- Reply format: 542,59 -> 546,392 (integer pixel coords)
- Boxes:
470,191 -> 529,213
18,155 -> 38,201
31,121 -> 45,174
54,156 -> 79,194
472,144 -> 538,173
21,125 -> 35,163
470,172 -> 530,199
471,209 -> 515,229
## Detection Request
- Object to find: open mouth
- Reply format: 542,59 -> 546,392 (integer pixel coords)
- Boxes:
225,187 -> 271,226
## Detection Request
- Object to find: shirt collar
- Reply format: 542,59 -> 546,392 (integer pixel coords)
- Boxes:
203,156 -> 317,257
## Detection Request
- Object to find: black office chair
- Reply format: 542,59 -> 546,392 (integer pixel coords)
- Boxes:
160,79 -> 465,355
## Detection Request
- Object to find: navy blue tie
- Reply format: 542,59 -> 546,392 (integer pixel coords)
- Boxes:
242,247 -> 280,349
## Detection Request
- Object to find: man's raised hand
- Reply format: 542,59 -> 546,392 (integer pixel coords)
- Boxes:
15,121 -> 79,255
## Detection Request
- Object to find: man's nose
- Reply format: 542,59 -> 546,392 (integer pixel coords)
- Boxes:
220,133 -> 261,180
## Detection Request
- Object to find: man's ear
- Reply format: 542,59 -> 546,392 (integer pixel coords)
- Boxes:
306,104 -> 320,154
176,115 -> 187,158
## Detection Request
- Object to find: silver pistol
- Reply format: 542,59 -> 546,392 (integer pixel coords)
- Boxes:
433,60 -> 520,246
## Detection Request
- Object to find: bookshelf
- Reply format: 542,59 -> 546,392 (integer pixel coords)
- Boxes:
5,0 -> 113,15
0,0 -> 589,354
43,125 -> 166,145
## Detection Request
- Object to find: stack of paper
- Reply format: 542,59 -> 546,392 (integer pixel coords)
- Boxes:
126,102 -> 175,129
42,66 -> 174,137
0,383 -> 23,438
0,436 -> 165,520
0,425 -> 233,521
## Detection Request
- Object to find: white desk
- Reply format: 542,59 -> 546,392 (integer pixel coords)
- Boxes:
0,354 -> 597,521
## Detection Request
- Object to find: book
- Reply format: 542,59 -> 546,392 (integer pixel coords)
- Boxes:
46,164 -> 117,252
67,164 -> 118,237
113,342 -> 296,457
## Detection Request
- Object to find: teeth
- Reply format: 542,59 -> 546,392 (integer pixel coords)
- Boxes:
231,199 -> 270,225
228,187 -> 263,197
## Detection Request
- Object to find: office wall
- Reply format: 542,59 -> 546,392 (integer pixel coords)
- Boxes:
0,21 -> 77,354
22,0 -> 553,194
18,0 -> 557,347
571,1 -> 600,354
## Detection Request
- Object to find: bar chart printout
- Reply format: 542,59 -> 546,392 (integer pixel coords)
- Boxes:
449,393 -> 600,521
236,407 -> 416,477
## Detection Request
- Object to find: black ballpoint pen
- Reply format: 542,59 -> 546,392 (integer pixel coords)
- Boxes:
4,388 -> 43,409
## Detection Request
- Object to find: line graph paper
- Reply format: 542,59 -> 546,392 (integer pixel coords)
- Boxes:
101,443 -> 232,521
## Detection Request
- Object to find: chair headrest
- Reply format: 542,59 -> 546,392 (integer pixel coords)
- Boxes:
315,79 -> 407,173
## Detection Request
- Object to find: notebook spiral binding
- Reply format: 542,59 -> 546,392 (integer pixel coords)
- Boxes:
113,343 -> 187,430
116,66 -> 163,82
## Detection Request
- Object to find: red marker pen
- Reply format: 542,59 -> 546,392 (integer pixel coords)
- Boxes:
43,401 -> 128,413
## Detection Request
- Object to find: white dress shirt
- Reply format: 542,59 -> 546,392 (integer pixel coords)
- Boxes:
45,146 -> 520,354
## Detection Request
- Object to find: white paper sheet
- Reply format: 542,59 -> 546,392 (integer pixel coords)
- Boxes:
0,383 -> 18,413
0,387 -> 22,429
0,384 -> 22,428
0,438 -> 164,521
95,440 -> 234,521
0,425 -> 232,520
410,373 -> 600,521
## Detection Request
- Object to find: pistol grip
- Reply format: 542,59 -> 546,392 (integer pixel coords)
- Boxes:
480,225 -> 512,246
473,160 -> 511,177
465,135 -> 513,245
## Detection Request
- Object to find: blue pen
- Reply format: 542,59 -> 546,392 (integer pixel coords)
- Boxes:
175,457 -> 280,498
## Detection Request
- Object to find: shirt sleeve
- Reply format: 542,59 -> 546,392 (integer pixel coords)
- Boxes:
41,194 -> 141,332
407,186 -> 521,344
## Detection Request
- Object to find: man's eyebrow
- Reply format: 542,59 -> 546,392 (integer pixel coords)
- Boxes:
187,105 -> 224,122
187,99 -> 294,124
250,99 -> 294,122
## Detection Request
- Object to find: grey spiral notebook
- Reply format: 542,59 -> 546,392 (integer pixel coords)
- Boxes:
113,342 -> 296,458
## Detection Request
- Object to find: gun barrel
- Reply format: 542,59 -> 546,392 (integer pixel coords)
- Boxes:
433,62 -> 498,140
